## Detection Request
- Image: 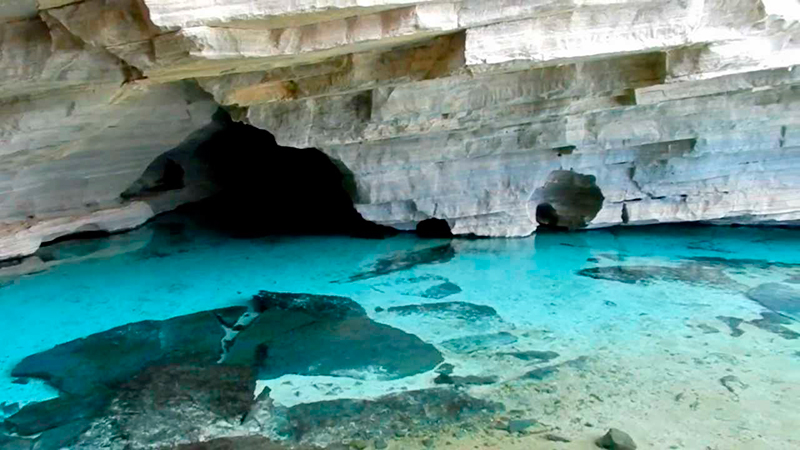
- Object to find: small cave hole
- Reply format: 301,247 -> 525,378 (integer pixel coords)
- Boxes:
121,157 -> 185,199
416,218 -> 453,238
529,170 -> 605,231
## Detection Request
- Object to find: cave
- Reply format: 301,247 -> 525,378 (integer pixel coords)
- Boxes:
529,170 -> 605,231
123,111 -> 393,239
416,218 -> 453,238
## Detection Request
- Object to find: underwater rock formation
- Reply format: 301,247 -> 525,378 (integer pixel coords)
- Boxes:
2,0 -> 800,257
3,291 -> 456,448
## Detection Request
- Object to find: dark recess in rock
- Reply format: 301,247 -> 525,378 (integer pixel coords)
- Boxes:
387,301 -> 497,321
338,244 -> 456,283
530,170 -> 605,230
164,436 -> 329,450
416,218 -> 453,238
167,112 -> 395,239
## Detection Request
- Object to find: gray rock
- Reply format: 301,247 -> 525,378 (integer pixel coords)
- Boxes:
374,439 -> 388,449
433,374 -> 498,386
746,283 -> 800,321
507,419 -> 537,434
226,291 -> 444,380
31,419 -> 91,450
498,350 -> 560,362
5,393 -> 110,436
545,433 -> 571,443
387,301 -> 497,321
596,428 -> 637,450
286,388 -> 503,445
12,307 -> 246,396
440,332 -> 518,354
338,244 -> 455,283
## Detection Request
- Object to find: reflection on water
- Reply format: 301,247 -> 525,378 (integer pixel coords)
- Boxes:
0,216 -> 799,449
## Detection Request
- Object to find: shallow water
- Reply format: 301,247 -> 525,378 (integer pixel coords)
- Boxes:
1,216 -> 799,449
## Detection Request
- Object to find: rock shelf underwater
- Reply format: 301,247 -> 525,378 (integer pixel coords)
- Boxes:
0,216 -> 799,449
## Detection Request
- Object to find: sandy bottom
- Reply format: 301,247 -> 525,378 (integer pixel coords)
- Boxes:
0,217 -> 798,449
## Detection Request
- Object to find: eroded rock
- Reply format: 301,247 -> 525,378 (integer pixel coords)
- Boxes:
387,301 -> 497,321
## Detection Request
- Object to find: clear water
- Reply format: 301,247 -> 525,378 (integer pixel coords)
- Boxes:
1,217 -> 799,449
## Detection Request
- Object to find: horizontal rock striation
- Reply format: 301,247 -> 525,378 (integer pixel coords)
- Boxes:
1,0 -> 799,256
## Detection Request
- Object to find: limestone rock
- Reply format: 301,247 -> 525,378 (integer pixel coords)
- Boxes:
596,428 -> 637,450
1,0 -> 800,250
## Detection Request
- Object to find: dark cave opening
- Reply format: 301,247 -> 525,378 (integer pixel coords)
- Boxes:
416,218 -> 453,238
125,110 -> 394,239
530,170 -> 605,231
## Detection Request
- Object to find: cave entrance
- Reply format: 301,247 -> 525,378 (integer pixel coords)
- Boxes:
529,170 -> 605,231
123,110 -> 392,238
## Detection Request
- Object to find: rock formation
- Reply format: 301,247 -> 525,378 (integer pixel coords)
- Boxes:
2,0 -> 800,258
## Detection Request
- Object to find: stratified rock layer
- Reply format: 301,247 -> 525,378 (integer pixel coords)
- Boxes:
2,0 -> 800,255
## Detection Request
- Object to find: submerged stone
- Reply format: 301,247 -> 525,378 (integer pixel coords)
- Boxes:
4,393 -> 110,436
227,291 -> 443,380
498,350 -> 560,362
440,332 -> 518,354
78,365 -> 259,449
748,312 -> 800,340
387,301 -> 497,321
577,264 -> 745,290
522,357 -> 588,381
746,283 -> 800,321
338,244 -> 455,283
286,389 -> 503,446
417,282 -> 463,299
716,316 -> 745,337
12,307 -> 246,396
433,374 -> 498,386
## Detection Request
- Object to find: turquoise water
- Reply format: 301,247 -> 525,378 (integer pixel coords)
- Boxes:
1,217 -> 799,448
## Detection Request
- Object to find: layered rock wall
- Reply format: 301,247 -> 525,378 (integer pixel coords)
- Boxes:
1,0 -> 799,257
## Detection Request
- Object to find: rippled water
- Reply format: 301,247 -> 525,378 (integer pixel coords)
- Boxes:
1,216 -> 799,449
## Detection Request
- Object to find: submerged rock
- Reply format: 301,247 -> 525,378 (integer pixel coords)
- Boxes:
748,312 -> 800,340
4,393 -> 110,436
596,428 -> 637,450
716,316 -> 745,337
577,264 -> 745,290
387,301 -> 498,321
338,244 -> 456,283
746,283 -> 800,321
227,291 -> 443,380
523,356 -> 589,381
285,389 -> 503,446
440,332 -> 518,354
433,374 -> 498,386
498,350 -> 560,362
12,307 -> 246,395
74,365 -> 258,449
416,282 -> 463,300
